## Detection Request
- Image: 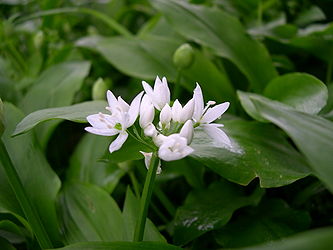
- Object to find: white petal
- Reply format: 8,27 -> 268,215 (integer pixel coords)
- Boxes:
180,98 -> 194,123
172,99 -> 182,122
161,77 -> 170,107
203,124 -> 231,146
192,83 -> 204,122
180,120 -> 194,144
201,102 -> 229,124
109,132 -> 128,153
107,90 -> 118,109
117,96 -> 130,112
142,80 -> 160,110
85,127 -> 119,136
160,103 -> 172,125
144,123 -> 157,137
153,134 -> 167,147
158,144 -> 194,161
127,91 -> 144,127
86,113 -> 115,129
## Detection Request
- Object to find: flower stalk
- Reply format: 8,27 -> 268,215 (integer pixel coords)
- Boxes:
133,151 -> 159,242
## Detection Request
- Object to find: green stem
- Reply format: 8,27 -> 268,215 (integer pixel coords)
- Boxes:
0,140 -> 52,249
14,7 -> 132,38
257,0 -> 263,27
173,69 -> 182,99
133,152 -> 159,242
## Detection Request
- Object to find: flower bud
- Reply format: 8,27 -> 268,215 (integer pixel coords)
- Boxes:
180,120 -> 194,144
173,43 -> 195,70
171,100 -> 182,122
160,103 -> 172,126
92,78 -> 110,100
180,98 -> 194,123
140,95 -> 155,129
33,31 -> 44,49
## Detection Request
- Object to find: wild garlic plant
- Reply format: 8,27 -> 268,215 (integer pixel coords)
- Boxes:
85,76 -> 231,241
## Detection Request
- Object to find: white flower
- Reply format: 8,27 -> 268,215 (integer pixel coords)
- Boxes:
85,90 -> 143,153
140,151 -> 162,174
171,99 -> 194,123
142,76 -> 170,110
193,83 -> 231,146
158,134 -> 194,161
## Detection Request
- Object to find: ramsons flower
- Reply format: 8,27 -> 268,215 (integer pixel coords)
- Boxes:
193,83 -> 231,146
142,76 -> 170,110
85,90 -> 143,153
158,134 -> 194,161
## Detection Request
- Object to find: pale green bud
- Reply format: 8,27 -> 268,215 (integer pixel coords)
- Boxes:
92,78 -> 110,100
173,43 -> 195,69
33,31 -> 44,49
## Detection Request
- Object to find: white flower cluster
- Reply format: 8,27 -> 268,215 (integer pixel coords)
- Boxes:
85,76 -> 230,165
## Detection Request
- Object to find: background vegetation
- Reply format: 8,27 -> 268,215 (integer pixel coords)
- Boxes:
0,0 -> 333,249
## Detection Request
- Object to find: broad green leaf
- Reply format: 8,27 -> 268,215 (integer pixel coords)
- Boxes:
249,95 -> 333,193
263,73 -> 328,114
237,91 -> 268,122
151,0 -> 277,92
173,180 -> 264,245
77,35 -> 178,81
77,35 -> 235,103
48,241 -> 182,250
231,227 -> 333,250
191,119 -> 310,187
215,199 -> 311,248
13,101 -> 106,136
0,103 -> 61,244
122,188 -> 165,242
58,182 -> 124,244
19,61 -> 91,147
67,133 -> 126,193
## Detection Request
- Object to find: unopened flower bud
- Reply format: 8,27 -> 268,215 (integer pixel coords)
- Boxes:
92,78 -> 110,100
173,43 -> 195,69
33,31 -> 44,49
140,95 -> 155,129
160,103 -> 172,126
180,120 -> 194,144
180,99 -> 194,123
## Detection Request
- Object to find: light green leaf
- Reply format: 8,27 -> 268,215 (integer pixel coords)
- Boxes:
249,95 -> 333,193
263,73 -> 328,114
173,180 -> 264,245
18,61 -> 91,147
191,119 -> 310,187
77,35 -> 235,103
67,133 -> 126,193
57,182 -> 125,244
48,241 -> 182,250
231,227 -> 333,250
0,103 -> 62,244
13,101 -> 106,136
151,0 -> 277,91
77,35 -> 177,81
